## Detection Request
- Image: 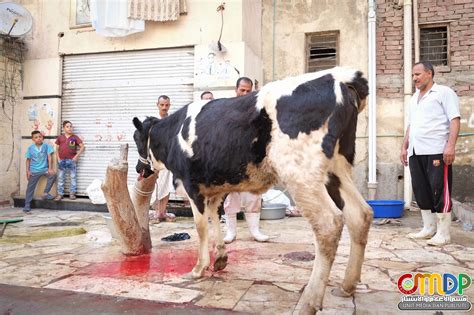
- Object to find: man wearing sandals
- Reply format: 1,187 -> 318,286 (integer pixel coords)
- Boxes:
149,95 -> 176,223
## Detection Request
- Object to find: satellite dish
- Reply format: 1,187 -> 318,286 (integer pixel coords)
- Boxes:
0,2 -> 33,37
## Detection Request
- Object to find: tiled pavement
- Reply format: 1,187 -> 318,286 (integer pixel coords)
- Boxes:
0,207 -> 473,314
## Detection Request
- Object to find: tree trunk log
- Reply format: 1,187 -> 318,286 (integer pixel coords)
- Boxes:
101,144 -> 156,255
130,171 -> 157,250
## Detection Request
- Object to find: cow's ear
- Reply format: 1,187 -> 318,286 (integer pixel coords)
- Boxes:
133,117 -> 143,131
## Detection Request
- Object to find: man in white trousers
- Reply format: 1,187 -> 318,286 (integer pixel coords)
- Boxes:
223,77 -> 269,243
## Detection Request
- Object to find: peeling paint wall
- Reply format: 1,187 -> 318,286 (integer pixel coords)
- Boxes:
5,0 -> 263,201
0,38 -> 24,203
262,0 -> 372,197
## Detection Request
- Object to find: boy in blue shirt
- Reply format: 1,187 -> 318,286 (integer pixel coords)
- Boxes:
24,130 -> 57,213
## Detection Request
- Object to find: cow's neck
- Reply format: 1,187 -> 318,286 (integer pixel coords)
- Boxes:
149,117 -> 178,169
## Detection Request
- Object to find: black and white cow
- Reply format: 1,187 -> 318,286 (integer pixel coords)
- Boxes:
133,67 -> 372,314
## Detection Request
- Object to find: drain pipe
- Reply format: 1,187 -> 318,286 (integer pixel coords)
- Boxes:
403,0 -> 413,207
367,0 -> 377,200
413,0 -> 419,63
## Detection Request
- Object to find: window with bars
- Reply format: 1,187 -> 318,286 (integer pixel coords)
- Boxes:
420,26 -> 449,66
306,32 -> 339,72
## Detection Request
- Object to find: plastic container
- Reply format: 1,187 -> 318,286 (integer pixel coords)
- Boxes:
367,200 -> 404,218
260,203 -> 287,220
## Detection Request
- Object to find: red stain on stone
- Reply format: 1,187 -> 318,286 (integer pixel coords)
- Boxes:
82,248 -> 256,278
83,249 -> 198,277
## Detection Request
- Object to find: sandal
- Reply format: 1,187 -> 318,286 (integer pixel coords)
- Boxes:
54,195 -> 63,201
285,206 -> 302,217
158,213 -> 176,222
149,212 -> 161,224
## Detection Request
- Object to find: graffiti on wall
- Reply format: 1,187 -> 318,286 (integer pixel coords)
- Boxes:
93,118 -> 127,142
28,103 -> 55,136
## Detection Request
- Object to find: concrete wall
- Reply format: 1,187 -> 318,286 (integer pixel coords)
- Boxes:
4,0 -> 263,201
261,0 -> 373,197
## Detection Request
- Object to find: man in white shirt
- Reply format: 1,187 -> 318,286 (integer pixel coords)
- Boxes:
150,95 -> 176,223
400,61 -> 460,246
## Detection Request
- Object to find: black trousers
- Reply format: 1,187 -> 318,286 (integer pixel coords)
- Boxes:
409,151 -> 452,213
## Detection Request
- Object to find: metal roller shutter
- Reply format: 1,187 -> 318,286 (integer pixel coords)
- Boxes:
61,47 -> 194,196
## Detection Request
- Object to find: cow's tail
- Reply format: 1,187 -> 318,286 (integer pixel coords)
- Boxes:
345,71 -> 369,113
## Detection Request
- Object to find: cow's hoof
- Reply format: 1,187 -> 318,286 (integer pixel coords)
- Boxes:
183,265 -> 208,279
331,287 -> 353,297
299,303 -> 318,315
183,270 -> 203,279
213,254 -> 228,271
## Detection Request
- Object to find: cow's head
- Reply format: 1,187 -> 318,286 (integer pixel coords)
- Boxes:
133,117 -> 158,180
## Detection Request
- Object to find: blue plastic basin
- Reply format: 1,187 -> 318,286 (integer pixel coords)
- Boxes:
367,200 -> 404,218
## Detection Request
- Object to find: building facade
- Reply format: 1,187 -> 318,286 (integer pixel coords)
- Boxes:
0,0 -> 472,203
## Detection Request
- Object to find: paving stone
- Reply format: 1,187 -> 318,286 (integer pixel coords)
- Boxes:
273,282 -> 304,293
417,263 -> 474,277
46,275 -> 200,303
365,259 -> 419,272
293,285 -> 355,315
1,207 -> 474,314
364,247 -> 397,260
0,262 -> 77,287
234,283 -> 300,314
381,236 -> 425,250
195,279 -> 253,309
451,248 -> 474,262
465,261 -> 474,269
360,265 -> 398,291
1,243 -> 84,260
393,248 -> 458,264
355,291 -> 428,315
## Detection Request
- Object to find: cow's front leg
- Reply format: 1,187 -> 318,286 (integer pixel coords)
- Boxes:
184,198 -> 210,279
209,196 -> 228,272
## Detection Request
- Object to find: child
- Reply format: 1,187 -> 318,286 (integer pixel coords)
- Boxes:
55,121 -> 85,200
24,131 -> 57,213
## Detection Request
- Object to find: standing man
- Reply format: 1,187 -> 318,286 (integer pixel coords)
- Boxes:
401,61 -> 460,246
150,95 -> 176,223
223,77 -> 269,243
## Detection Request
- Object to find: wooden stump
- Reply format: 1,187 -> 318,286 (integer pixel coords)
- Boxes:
101,144 -> 157,255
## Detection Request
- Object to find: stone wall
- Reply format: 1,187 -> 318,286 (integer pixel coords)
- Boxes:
0,37 -> 24,203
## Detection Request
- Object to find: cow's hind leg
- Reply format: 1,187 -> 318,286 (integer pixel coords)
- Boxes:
185,198 -> 210,279
331,157 -> 373,297
293,187 -> 344,314
208,195 -> 228,272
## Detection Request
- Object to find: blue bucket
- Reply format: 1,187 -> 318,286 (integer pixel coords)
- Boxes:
367,200 -> 404,218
